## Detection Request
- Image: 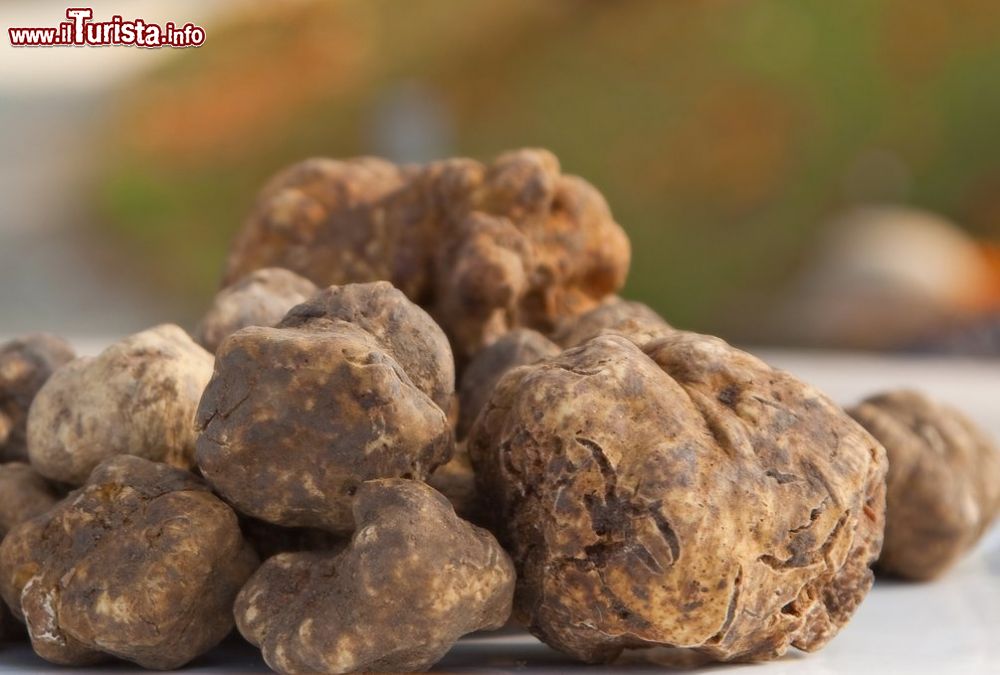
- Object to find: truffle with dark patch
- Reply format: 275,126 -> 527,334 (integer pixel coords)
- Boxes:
196,282 -> 454,533
469,332 -> 886,663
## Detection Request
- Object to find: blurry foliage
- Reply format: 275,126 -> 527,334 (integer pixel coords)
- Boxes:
96,0 -> 1000,335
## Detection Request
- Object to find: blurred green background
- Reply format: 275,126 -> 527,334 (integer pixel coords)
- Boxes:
94,0 -> 1000,345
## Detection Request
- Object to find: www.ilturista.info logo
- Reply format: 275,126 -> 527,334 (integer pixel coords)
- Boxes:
9,7 -> 206,48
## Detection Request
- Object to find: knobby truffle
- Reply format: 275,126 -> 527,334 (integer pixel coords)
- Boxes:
469,332 -> 887,663
196,282 -> 454,533
235,479 -> 515,674
849,390 -> 1000,580
0,456 -> 257,668
27,324 -> 213,485
222,149 -> 631,361
0,334 -> 75,463
196,267 -> 318,353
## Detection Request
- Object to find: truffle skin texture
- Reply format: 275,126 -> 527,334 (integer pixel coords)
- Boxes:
235,479 -> 515,674
0,463 -> 58,538
196,323 -> 453,533
551,296 -> 673,348
0,334 -> 75,463
222,149 -> 631,362
279,281 -> 455,415
27,325 -> 213,485
457,329 -> 560,440
0,456 -> 258,668
469,332 -> 887,663
848,390 -> 1000,580
197,267 -> 317,353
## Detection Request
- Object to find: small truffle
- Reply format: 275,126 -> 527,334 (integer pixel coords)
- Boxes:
469,332 -> 886,663
0,463 -> 59,538
196,283 -> 454,533
279,281 -> 455,415
0,334 -> 75,463
457,329 -> 560,440
551,296 -> 673,348
222,149 -> 631,362
27,325 -> 213,485
849,390 -> 1000,580
235,479 -> 515,674
0,456 -> 258,668
196,267 -> 317,353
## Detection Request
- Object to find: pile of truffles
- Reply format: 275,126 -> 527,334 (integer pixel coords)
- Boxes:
0,148 -> 998,673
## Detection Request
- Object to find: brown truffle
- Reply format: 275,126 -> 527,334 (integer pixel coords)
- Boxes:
0,463 -> 58,538
469,332 -> 886,663
197,283 -> 454,533
551,295 -> 673,348
196,267 -> 317,353
457,328 -> 560,440
848,390 -> 1000,580
0,334 -> 75,463
279,281 -> 455,415
0,456 -> 257,668
26,325 -> 212,485
222,149 -> 630,362
235,479 -> 515,674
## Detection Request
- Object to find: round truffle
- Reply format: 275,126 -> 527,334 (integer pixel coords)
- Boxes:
222,149 -> 630,362
235,479 -> 515,674
469,332 -> 887,663
196,267 -> 317,353
26,324 -> 213,485
196,321 -> 453,533
848,390 -> 1000,580
551,296 -> 673,348
457,328 -> 560,440
0,334 -> 75,463
0,456 -> 258,668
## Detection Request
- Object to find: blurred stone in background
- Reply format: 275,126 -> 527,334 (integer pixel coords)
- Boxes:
771,207 -> 1000,350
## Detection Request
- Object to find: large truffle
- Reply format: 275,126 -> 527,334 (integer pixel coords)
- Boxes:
848,390 -> 1000,580
0,334 -> 75,463
0,456 -> 257,668
27,325 -> 213,485
196,282 -> 454,533
196,267 -> 318,353
469,332 -> 886,663
551,296 -> 673,348
222,149 -> 631,361
235,479 -> 515,674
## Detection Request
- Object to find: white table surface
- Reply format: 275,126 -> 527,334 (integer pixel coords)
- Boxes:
1,347 -> 998,674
